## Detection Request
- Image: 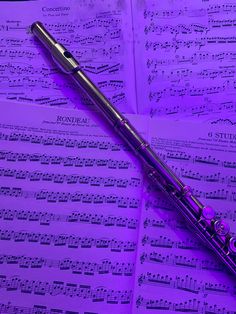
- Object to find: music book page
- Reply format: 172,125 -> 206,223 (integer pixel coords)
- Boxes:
0,101 -> 145,314
133,118 -> 236,313
0,0 -> 136,113
132,0 -> 236,118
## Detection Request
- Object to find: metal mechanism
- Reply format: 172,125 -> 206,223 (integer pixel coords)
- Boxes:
31,21 -> 236,275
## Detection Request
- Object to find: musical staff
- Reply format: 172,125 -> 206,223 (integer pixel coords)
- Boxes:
0,208 -> 138,229
0,254 -> 134,276
138,272 -> 235,296
140,252 -> 223,272
143,4 -> 236,20
136,296 -> 236,314
152,150 -> 236,170
0,303 -> 83,314
141,235 -> 201,250
143,209 -> 236,227
149,186 -> 235,202
0,151 -> 133,170
0,131 -> 129,151
145,37 -> 236,52
144,20 -> 236,36
0,274 -> 132,303
147,66 -> 236,85
149,81 -> 235,102
0,187 -> 140,207
0,168 -> 140,188
147,51 -> 236,69
0,229 -> 137,252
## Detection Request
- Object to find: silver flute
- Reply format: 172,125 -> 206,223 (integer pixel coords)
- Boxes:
31,21 -> 236,275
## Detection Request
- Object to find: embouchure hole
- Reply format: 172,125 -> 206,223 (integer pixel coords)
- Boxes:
64,51 -> 72,58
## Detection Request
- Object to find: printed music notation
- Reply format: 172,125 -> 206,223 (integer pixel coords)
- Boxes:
0,131 -> 129,151
139,252 -> 223,272
134,1 -> 236,117
146,51 -> 236,68
0,168 -> 140,188
137,272 -> 236,296
136,296 -> 236,314
148,81 -> 235,102
2,299 -> 235,314
0,208 -> 138,229
0,302 -> 97,314
146,186 -> 236,202
0,255 -> 134,277
0,17 -> 121,33
143,210 -> 236,228
154,150 -> 236,169
144,20 -> 236,36
0,102 -> 143,313
170,167 -> 236,186
0,187 -> 140,208
147,66 -> 236,84
145,37 -> 236,52
0,229 -> 137,252
0,1 -> 136,112
141,235 -> 201,250
0,151 -> 133,170
0,274 -> 132,303
143,4 -> 236,20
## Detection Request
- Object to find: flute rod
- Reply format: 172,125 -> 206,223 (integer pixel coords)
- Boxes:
31,21 -> 236,276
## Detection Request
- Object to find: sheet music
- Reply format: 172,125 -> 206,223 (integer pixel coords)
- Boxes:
0,101 -> 145,314
133,118 -> 236,313
0,0 -> 136,113
133,0 -> 236,118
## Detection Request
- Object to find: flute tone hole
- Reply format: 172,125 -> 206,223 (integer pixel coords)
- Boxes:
64,51 -> 72,58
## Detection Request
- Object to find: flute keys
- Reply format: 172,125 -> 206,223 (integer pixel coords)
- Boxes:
213,220 -> 230,236
201,206 -> 215,220
181,185 -> 192,196
228,236 -> 236,254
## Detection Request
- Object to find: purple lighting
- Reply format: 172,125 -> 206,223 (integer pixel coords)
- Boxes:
0,0 -> 236,313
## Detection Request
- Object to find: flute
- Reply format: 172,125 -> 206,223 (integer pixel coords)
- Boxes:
31,21 -> 236,276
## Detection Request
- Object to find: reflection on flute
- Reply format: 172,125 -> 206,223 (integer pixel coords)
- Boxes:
31,21 -> 236,275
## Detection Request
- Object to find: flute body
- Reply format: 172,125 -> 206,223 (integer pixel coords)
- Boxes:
31,21 -> 236,276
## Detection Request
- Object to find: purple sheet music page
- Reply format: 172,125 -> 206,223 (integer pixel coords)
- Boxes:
0,0 -> 136,113
132,0 -> 236,118
0,101 -> 146,314
133,117 -> 236,313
